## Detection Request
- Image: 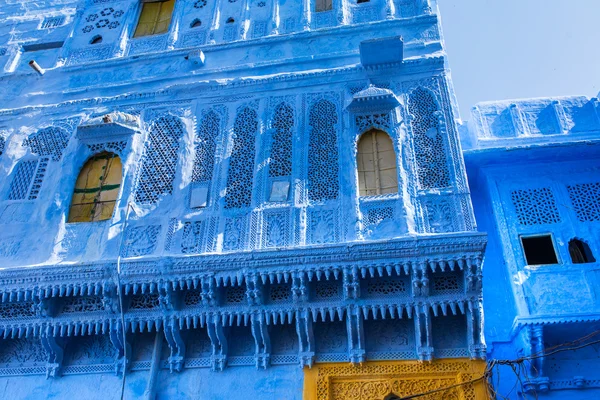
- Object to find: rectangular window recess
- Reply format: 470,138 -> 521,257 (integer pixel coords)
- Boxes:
521,234 -> 559,266
269,180 -> 290,202
22,42 -> 64,52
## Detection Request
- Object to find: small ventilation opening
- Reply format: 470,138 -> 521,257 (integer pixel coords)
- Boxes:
569,239 -> 595,264
357,0 -> 370,3
90,35 -> 103,45
521,235 -> 559,266
190,19 -> 202,28
226,17 -> 235,24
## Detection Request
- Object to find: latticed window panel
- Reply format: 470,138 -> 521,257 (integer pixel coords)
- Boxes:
511,187 -> 561,225
8,160 -> 37,200
313,281 -> 342,301
308,99 -> 339,202
135,116 -> 184,204
61,296 -> 105,313
23,126 -> 69,161
408,87 -> 450,189
129,294 -> 160,310
270,103 -> 294,178
225,107 -> 258,209
0,302 -> 36,319
363,206 -> 394,229
567,182 -> 600,222
28,157 -> 49,200
0,136 -> 5,156
192,111 -> 220,183
225,285 -> 246,304
184,290 -> 202,307
366,277 -> 408,297
269,284 -> 292,303
430,273 -> 463,295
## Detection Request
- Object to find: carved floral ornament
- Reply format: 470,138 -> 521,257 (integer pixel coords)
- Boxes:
303,360 -> 488,400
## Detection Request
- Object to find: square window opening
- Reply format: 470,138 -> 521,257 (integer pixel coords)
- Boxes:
521,235 -> 559,266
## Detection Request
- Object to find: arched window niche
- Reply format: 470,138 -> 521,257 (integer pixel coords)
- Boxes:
568,238 -> 596,264
356,129 -> 398,197
67,152 -> 122,223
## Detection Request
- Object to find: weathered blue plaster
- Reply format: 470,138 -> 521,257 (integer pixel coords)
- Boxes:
464,95 -> 600,398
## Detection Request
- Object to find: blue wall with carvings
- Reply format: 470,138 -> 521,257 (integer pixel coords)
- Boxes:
463,95 -> 600,398
5,0 -> 597,399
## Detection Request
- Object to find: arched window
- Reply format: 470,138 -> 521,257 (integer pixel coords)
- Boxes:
569,239 -> 596,264
135,115 -> 184,204
68,152 -> 122,223
408,87 -> 450,190
356,129 -> 398,196
308,99 -> 339,202
225,107 -> 258,209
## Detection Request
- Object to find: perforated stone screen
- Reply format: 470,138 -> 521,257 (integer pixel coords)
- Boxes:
308,99 -> 339,202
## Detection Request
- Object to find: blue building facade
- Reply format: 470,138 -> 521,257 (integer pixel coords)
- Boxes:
463,96 -> 600,399
0,0 -> 595,399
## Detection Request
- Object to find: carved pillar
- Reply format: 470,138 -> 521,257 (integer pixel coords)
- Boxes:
414,304 -> 433,361
301,0 -> 311,30
522,325 -> 549,393
291,272 -> 308,303
251,313 -> 271,369
164,320 -> 186,372
466,299 -> 485,359
343,267 -> 360,300
296,309 -> 315,367
116,2 -> 141,57
269,0 -> 279,35
40,334 -> 63,378
167,0 -> 186,49
207,315 -> 228,371
208,0 -> 224,43
411,262 -> 429,296
201,276 -> 217,306
346,306 -> 365,363
246,274 -> 263,305
465,256 -> 483,293
144,330 -> 163,400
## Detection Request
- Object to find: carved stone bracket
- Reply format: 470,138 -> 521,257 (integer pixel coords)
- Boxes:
246,274 -> 263,306
411,263 -> 429,297
414,304 -> 433,362
251,313 -> 271,369
296,309 -> 315,368
206,315 -> 228,371
291,272 -> 308,303
164,320 -> 186,372
40,334 -> 63,378
109,322 -> 131,376
201,276 -> 217,306
346,306 -> 365,364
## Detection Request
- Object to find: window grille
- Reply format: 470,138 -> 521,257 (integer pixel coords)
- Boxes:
225,108 -> 258,209
8,161 -> 38,200
192,111 -> 219,184
567,182 -> 600,222
41,16 -> 65,29
308,100 -> 339,202
315,0 -> 333,12
135,115 -> 183,204
408,88 -> 450,189
270,103 -> 294,178
511,187 -> 561,225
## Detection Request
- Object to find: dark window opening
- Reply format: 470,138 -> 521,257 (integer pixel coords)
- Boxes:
569,239 -> 596,264
90,35 -> 103,45
190,19 -> 202,28
226,17 -> 235,23
521,235 -> 559,265
357,0 -> 369,3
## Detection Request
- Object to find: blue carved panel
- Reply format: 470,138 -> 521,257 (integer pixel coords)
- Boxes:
63,335 -> 114,366
135,116 -> 184,204
308,100 -> 339,202
364,319 -> 415,359
408,87 -> 450,189
225,108 -> 258,209
431,314 -> 467,358
314,320 -> 347,361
